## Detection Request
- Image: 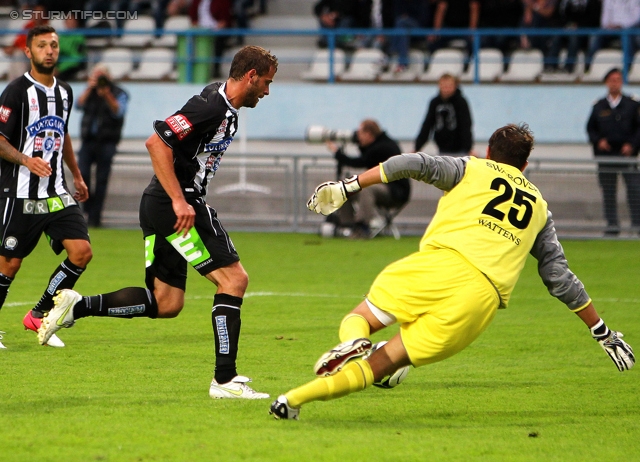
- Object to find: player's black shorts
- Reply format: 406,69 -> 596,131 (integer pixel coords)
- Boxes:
139,193 -> 240,291
0,196 -> 90,259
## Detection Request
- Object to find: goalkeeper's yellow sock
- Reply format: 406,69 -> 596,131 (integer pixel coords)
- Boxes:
285,359 -> 374,408
338,313 -> 370,342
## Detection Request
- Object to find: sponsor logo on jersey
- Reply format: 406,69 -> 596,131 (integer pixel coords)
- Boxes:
4,236 -> 17,250
26,115 -> 65,137
204,137 -> 233,153
29,98 -> 38,112
204,153 -> 222,172
164,130 -> 172,137
166,114 -> 193,140
216,119 -> 228,134
63,99 -> 69,111
0,106 -> 12,123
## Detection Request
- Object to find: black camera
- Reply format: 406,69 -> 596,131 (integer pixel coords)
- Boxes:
96,75 -> 110,87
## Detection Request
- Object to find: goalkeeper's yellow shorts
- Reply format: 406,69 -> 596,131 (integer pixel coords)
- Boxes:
367,247 -> 500,367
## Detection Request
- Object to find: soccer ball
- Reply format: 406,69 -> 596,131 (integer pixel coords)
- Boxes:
370,341 -> 410,389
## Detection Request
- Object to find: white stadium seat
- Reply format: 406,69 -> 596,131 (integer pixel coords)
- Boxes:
581,49 -> 623,82
419,48 -> 465,82
340,48 -> 386,82
128,48 -> 175,80
98,48 -> 134,79
379,49 -> 425,82
154,16 -> 191,48
300,49 -> 346,81
500,49 -> 544,82
460,48 -> 503,82
112,15 -> 156,48
627,51 -> 640,83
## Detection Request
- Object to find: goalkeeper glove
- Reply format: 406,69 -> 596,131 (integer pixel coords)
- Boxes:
590,319 -> 635,371
307,175 -> 361,216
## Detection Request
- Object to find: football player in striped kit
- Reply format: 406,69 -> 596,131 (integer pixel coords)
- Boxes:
38,46 -> 277,399
0,25 -> 91,349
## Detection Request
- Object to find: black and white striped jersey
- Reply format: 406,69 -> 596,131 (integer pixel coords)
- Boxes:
0,73 -> 73,199
146,81 -> 238,199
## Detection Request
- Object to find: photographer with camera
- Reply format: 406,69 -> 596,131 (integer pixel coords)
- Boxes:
76,65 -> 129,227
323,119 -> 411,238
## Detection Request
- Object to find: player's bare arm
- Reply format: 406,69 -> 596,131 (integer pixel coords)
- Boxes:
62,133 -> 88,202
0,135 -> 52,177
145,133 -> 195,235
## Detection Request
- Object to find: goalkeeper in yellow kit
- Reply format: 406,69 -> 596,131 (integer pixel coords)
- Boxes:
269,123 -> 635,420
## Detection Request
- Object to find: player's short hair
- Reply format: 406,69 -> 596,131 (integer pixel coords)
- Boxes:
488,123 -> 534,170
229,45 -> 278,80
438,73 -> 458,85
604,67 -> 622,82
360,119 -> 381,138
27,25 -> 57,48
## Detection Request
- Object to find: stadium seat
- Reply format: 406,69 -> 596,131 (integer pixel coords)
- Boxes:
0,18 -> 28,47
499,49 -> 544,82
340,48 -> 386,82
379,49 -> 425,82
128,48 -> 175,80
419,48 -> 465,82
300,49 -> 346,81
581,49 -> 623,82
98,48 -> 134,79
249,15 -> 318,48
84,18 -> 116,48
627,51 -> 640,83
460,48 -> 503,82
539,50 -> 585,83
154,15 -> 191,48
112,15 -> 156,48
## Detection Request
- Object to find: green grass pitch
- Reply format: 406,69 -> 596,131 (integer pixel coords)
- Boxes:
1,230 -> 638,461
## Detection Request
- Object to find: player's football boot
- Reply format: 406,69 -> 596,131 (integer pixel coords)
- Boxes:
209,375 -> 270,399
313,338 -> 372,377
38,290 -> 81,346
23,310 -> 65,348
0,331 -> 6,349
269,395 -> 300,420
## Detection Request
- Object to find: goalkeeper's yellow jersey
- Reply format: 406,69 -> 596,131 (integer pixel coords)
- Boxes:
419,156 -> 548,307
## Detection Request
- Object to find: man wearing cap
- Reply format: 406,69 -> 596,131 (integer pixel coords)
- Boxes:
586,67 -> 640,236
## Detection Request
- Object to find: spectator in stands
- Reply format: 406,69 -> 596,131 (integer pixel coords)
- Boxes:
3,3 -> 48,80
427,0 -> 480,56
520,0 -> 559,65
586,67 -> 640,236
189,0 -> 233,78
324,119 -> 411,239
313,0 -> 367,49
56,16 -> 86,81
415,73 -> 474,156
546,0 -> 601,73
166,0 -> 191,16
479,0 -> 523,59
585,0 -> 640,73
76,64 -> 129,228
389,0 -> 431,73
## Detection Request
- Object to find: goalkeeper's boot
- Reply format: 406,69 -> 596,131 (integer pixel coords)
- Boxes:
269,395 -> 300,420
0,331 -> 6,349
209,375 -> 270,399
38,290 -> 80,346
314,338 -> 372,377
23,310 -> 65,348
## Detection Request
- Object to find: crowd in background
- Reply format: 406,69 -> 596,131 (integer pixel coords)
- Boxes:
1,0 -> 639,77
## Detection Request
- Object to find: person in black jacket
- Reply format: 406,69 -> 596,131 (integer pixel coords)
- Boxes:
76,65 -> 129,227
327,119 -> 411,238
415,74 -> 474,156
586,68 -> 640,236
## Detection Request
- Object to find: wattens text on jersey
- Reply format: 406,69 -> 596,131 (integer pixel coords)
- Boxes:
485,161 -> 538,192
26,115 -> 65,137
478,218 -> 522,245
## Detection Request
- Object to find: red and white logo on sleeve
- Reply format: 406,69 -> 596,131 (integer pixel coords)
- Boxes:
0,106 -> 12,123
165,114 -> 193,140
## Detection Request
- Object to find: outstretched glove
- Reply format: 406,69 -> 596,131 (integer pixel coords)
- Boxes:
307,175 -> 361,216
590,319 -> 635,371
